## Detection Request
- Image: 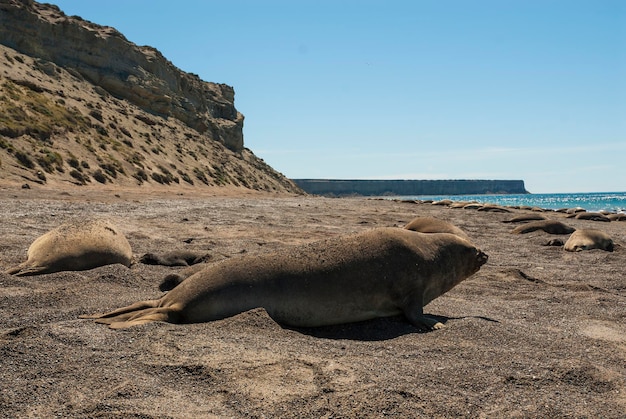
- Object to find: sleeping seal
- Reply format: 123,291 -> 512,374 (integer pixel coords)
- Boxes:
140,250 -> 211,267
511,220 -> 576,235
564,229 -> 614,252
404,216 -> 470,241
5,219 -> 132,276
502,214 -> 547,223
83,228 -> 488,331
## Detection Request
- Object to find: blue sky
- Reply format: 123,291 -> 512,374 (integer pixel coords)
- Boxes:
52,1 -> 625,193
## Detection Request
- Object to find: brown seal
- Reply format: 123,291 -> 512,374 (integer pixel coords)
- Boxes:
5,219 -> 132,276
431,199 -> 453,206
477,205 -> 512,213
404,216 -> 470,241
83,228 -> 488,331
511,220 -> 576,235
564,229 -> 614,252
140,250 -> 211,267
567,212 -> 611,222
502,214 -> 547,223
463,203 -> 484,210
607,213 -> 626,221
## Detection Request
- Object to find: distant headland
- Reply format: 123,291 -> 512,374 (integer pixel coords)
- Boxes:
291,179 -> 529,197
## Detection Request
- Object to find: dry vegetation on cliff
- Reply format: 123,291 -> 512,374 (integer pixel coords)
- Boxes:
0,0 -> 301,194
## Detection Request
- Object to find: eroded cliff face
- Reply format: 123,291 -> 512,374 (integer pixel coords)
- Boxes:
0,0 -> 243,151
0,0 -> 301,193
292,179 -> 529,197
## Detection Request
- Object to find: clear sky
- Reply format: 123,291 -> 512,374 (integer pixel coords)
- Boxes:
51,0 -> 625,193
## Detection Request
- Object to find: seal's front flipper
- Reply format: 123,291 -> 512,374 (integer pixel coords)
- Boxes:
403,304 -> 445,331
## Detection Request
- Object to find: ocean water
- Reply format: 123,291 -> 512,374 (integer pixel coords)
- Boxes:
395,192 -> 626,213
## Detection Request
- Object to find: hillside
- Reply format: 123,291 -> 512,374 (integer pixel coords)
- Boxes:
0,0 -> 302,193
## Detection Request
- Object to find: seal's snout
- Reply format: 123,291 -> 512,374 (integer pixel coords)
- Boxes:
477,249 -> 488,266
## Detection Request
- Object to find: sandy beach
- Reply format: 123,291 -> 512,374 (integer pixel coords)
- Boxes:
0,185 -> 624,418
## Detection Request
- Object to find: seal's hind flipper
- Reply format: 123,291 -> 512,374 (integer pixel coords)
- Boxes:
4,264 -> 47,277
80,300 -> 160,320
4,265 -> 21,275
82,300 -> 180,329
106,309 -> 173,329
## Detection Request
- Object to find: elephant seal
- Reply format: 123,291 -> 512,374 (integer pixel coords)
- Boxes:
431,199 -> 453,206
502,214 -> 547,223
477,205 -> 511,213
567,212 -> 610,222
564,229 -> 614,252
5,219 -> 132,276
543,238 -> 564,247
463,203 -> 484,210
404,216 -> 470,241
140,250 -> 211,267
607,213 -> 626,221
83,228 -> 488,331
511,220 -> 576,235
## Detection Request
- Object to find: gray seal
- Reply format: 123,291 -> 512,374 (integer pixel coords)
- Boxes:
83,228 -> 488,331
5,219 -> 132,276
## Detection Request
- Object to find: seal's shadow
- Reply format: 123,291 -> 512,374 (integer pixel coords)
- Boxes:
282,315 -> 499,341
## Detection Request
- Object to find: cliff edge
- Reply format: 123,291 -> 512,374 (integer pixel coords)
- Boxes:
0,0 -> 242,151
0,0 -> 301,193
292,179 -> 529,197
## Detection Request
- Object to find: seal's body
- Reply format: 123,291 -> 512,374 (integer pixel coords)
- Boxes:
564,229 -> 614,252
403,216 -> 470,241
502,214 -> 547,223
85,228 -> 487,330
568,212 -> 611,222
6,219 -> 132,276
607,213 -> 626,222
140,250 -> 210,267
511,220 -> 575,235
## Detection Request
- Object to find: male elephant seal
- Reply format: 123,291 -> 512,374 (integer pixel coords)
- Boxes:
511,220 -> 575,235
5,219 -> 132,276
564,229 -> 614,252
83,228 -> 488,331
404,216 -> 470,241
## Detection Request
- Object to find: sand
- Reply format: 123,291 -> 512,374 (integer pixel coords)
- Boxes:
0,185 -> 624,418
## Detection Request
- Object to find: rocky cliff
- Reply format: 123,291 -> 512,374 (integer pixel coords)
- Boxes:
0,0 -> 242,151
0,0 -> 302,193
292,179 -> 529,197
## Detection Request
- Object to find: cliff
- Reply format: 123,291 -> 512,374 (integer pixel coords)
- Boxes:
0,0 -> 242,151
292,179 -> 529,197
0,0 -> 302,193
